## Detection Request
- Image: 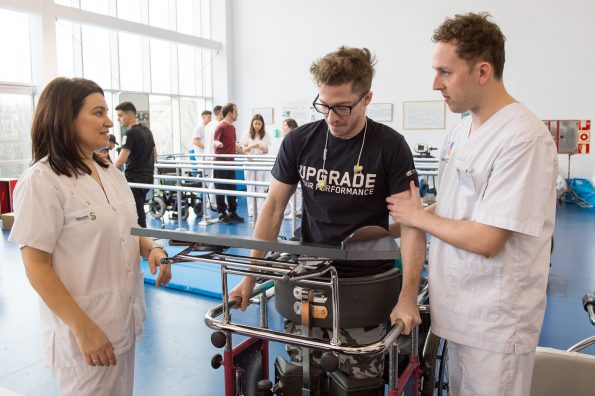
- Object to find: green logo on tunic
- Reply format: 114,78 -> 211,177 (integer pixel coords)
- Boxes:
90,212 -> 96,220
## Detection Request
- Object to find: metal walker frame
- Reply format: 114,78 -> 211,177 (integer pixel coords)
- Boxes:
132,226 -> 432,396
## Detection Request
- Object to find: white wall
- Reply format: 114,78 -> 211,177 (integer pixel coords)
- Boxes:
228,0 -> 595,180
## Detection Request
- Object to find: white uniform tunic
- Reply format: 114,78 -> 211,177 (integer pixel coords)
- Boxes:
430,103 -> 558,354
240,131 -> 271,216
192,123 -> 205,154
9,159 -> 146,368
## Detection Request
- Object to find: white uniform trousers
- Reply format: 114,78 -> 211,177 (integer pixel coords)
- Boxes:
244,169 -> 267,217
52,345 -> 135,396
448,341 -> 535,396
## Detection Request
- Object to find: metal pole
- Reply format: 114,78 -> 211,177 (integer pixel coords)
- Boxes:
291,192 -> 297,234
175,166 -> 184,230
251,196 -> 258,228
330,267 -> 340,346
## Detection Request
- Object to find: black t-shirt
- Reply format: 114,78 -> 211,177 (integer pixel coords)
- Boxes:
272,118 -> 417,277
122,124 -> 156,182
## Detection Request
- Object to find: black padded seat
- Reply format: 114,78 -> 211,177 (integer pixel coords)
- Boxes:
274,267 -> 401,329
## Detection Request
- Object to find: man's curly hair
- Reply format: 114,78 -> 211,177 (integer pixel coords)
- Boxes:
310,46 -> 376,95
433,12 -> 506,79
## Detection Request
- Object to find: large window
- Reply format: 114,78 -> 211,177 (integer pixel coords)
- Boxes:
0,9 -> 32,84
180,97 -> 211,153
149,95 -> 173,154
81,25 -> 113,89
0,1 -> 215,176
0,8 -> 35,177
0,93 -> 34,177
118,32 -> 144,92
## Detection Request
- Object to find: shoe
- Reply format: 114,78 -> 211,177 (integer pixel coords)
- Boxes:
218,213 -> 232,225
228,212 -> 244,223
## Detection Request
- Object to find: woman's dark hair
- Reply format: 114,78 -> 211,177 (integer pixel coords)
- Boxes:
283,118 -> 298,130
249,114 -> 266,140
31,77 -> 109,176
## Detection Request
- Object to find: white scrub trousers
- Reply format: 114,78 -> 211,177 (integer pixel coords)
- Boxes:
52,345 -> 135,396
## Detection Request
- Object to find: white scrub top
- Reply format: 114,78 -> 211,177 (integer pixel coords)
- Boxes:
192,123 -> 205,154
430,103 -> 558,354
9,159 -> 146,367
240,131 -> 271,155
204,119 -> 221,156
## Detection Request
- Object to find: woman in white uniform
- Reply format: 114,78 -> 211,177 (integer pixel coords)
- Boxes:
8,77 -> 172,396
240,114 -> 271,217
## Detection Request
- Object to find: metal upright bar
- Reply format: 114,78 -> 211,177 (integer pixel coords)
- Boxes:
175,166 -> 184,230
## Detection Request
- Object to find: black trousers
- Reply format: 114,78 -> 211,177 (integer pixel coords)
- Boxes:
131,187 -> 148,228
213,168 -> 237,214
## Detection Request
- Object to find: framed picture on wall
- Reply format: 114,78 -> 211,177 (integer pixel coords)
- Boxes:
403,100 -> 445,130
252,107 -> 274,124
367,103 -> 393,122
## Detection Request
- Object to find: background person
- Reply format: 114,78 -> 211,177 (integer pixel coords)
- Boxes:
8,77 -> 171,396
203,105 -> 223,211
95,133 -> 119,163
213,103 -> 245,225
281,118 -> 298,135
387,13 -> 558,395
114,102 -> 157,228
281,118 -> 301,219
230,46 -> 425,383
240,113 -> 271,217
192,110 -> 212,155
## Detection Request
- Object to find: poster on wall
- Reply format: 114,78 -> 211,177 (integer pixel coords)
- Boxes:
280,101 -> 310,126
252,108 -> 274,125
403,100 -> 445,130
367,103 -> 393,122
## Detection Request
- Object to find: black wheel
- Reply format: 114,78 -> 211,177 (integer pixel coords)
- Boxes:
421,329 -> 449,396
148,196 -> 166,219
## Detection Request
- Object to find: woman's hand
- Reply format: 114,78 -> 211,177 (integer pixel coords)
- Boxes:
73,320 -> 117,367
148,248 -> 172,287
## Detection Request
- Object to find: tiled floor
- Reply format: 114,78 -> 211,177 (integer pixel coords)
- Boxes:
1,199 -> 594,395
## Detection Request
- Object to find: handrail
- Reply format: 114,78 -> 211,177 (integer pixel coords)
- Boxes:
159,153 -> 277,160
204,282 -> 403,357
154,174 -> 270,187
155,163 -> 273,171
128,182 -> 268,199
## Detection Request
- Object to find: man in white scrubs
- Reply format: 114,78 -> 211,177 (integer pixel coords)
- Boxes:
191,109 -> 212,154
203,105 -> 223,211
387,13 -> 558,395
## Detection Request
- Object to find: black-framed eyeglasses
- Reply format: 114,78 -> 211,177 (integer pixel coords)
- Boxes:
312,93 -> 367,116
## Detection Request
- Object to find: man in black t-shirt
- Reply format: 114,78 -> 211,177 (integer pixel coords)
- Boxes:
230,46 -> 426,381
114,101 -> 157,228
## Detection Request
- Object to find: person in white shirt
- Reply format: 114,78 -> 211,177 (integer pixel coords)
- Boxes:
192,110 -> 212,155
281,118 -> 302,220
203,105 -> 223,211
387,13 -> 558,395
240,114 -> 271,217
8,77 -> 172,396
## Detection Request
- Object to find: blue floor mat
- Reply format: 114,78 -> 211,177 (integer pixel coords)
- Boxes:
142,197 -> 299,297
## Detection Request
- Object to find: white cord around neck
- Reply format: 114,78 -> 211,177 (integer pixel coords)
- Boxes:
318,118 -> 368,189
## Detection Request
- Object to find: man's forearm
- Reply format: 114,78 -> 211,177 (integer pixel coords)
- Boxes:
399,225 -> 425,300
249,198 -> 286,259
413,210 -> 510,258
